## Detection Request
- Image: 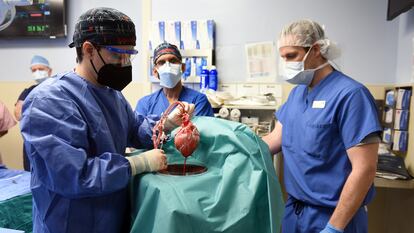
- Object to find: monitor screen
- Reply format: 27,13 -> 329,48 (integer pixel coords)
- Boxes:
0,0 -> 66,39
387,0 -> 414,20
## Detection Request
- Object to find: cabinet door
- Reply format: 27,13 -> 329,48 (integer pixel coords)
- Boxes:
237,84 -> 259,98
218,84 -> 237,95
259,84 -> 282,98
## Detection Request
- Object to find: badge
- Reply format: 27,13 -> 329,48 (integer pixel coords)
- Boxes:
312,100 -> 326,109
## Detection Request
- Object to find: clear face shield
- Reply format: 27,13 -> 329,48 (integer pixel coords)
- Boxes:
102,45 -> 138,67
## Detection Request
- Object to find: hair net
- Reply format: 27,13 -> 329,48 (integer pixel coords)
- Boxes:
153,42 -> 182,64
277,19 -> 341,60
30,55 -> 50,68
69,7 -> 136,48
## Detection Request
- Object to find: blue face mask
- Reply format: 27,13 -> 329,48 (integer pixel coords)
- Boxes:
32,70 -> 49,83
156,62 -> 182,88
280,46 -> 328,86
281,61 -> 328,86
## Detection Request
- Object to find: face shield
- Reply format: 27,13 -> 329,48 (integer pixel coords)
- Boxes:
102,46 -> 138,67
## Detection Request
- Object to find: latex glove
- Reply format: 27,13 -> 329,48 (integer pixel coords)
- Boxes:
164,102 -> 195,132
320,223 -> 344,233
126,149 -> 167,176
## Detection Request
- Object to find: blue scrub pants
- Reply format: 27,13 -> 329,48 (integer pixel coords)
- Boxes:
282,196 -> 368,233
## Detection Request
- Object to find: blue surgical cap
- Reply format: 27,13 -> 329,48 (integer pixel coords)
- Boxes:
30,55 -> 50,68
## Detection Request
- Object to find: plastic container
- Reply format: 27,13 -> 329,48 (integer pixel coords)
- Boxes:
208,65 -> 218,91
200,65 -> 209,93
183,58 -> 191,79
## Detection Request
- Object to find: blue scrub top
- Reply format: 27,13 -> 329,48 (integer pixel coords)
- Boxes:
276,70 -> 381,208
135,86 -> 214,117
20,71 -> 157,233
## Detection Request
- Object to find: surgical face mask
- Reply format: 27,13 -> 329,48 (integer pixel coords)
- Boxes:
280,47 -> 328,86
32,70 -> 49,83
90,50 -> 132,91
156,62 -> 182,89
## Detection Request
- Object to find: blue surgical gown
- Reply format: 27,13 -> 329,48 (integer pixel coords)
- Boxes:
276,70 -> 381,207
20,71 -> 157,233
135,86 -> 214,117
0,165 -> 27,179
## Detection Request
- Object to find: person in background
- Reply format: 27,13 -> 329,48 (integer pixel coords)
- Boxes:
262,19 -> 381,233
135,42 -> 214,117
15,55 -> 52,121
0,101 -> 16,138
20,7 -> 193,233
14,55 -> 52,171
0,100 -> 16,165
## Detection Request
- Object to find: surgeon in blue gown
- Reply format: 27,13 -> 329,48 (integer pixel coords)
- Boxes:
135,42 -> 214,117
20,8 -> 193,233
262,19 -> 381,233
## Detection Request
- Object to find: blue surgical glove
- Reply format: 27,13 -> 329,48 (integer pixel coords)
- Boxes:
320,223 -> 344,233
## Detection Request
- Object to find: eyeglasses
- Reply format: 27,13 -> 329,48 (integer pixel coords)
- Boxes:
102,46 -> 139,65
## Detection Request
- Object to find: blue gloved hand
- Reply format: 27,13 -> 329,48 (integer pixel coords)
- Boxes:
320,223 -> 344,233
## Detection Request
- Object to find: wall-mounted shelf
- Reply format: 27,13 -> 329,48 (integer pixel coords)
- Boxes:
180,49 -> 213,61
381,87 -> 411,154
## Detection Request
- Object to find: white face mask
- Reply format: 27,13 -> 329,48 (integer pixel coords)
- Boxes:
156,62 -> 182,88
280,47 -> 328,86
32,70 -> 49,83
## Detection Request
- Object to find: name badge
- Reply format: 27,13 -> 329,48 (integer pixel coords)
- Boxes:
312,100 -> 326,109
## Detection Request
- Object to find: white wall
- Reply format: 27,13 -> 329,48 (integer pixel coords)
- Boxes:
0,0 -> 143,81
0,0 -> 410,85
395,9 -> 414,84
152,0 -> 399,84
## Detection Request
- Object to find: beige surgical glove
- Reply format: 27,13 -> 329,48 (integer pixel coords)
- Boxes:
164,102 -> 195,132
126,149 -> 167,176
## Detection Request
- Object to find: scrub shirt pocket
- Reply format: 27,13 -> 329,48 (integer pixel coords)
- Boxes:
281,122 -> 294,149
303,122 -> 336,159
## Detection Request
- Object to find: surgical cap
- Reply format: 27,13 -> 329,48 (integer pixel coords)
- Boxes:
69,7 -> 136,48
277,19 -> 341,60
153,42 -> 182,64
30,55 -> 50,68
